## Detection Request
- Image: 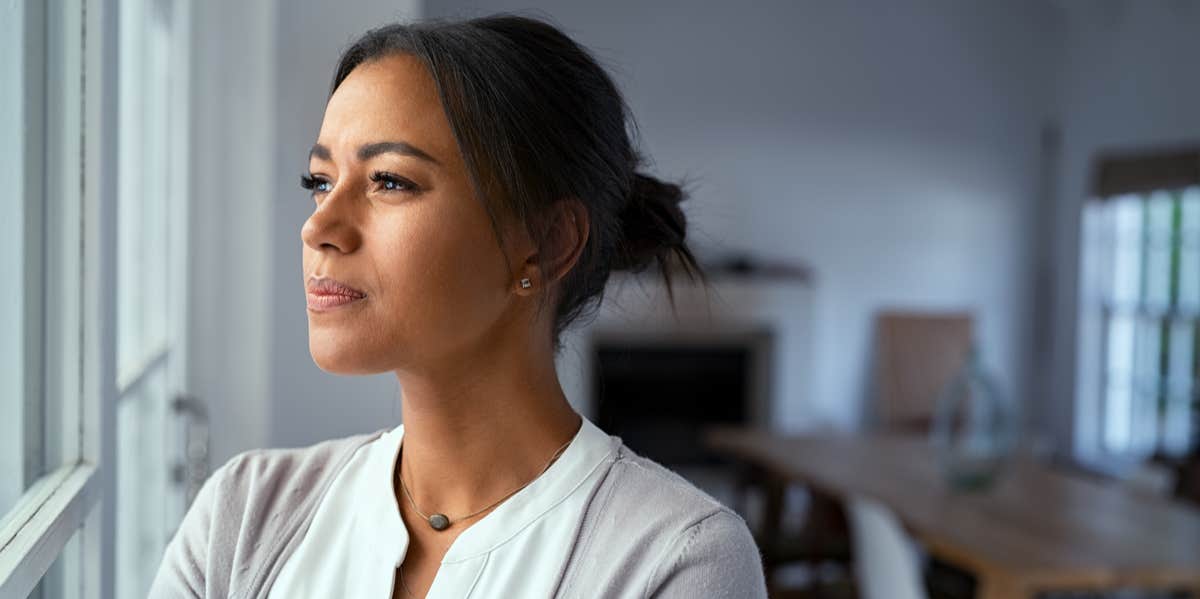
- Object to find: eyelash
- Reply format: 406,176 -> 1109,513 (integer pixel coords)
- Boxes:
299,173 -> 332,194
369,171 -> 420,193
299,171 -> 421,196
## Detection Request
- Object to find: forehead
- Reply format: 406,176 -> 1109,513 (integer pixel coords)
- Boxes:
317,53 -> 457,165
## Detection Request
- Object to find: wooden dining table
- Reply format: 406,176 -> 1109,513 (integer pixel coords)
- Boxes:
705,428 -> 1200,599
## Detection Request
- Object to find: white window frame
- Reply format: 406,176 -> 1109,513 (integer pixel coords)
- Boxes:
0,0 -> 119,597
1075,151 -> 1200,468
4,0 -> 271,594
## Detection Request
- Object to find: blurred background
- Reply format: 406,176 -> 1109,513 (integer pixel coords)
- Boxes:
3,1 -> 1199,598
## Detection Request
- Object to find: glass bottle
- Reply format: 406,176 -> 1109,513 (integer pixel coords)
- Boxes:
930,346 -> 1016,492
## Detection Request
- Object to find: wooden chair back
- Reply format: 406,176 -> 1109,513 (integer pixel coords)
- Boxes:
873,311 -> 973,433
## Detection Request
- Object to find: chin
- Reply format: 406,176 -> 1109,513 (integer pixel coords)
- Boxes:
308,329 -> 386,375
310,346 -> 361,374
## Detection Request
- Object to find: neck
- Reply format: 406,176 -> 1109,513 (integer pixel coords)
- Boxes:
394,336 -> 581,520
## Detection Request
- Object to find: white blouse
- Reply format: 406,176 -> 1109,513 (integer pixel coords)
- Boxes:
266,416 -> 617,598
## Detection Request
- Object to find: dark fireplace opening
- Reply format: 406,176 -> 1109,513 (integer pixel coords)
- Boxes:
590,329 -> 772,468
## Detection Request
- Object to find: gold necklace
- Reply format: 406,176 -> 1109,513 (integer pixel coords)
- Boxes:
397,436 -> 573,531
396,564 -> 417,598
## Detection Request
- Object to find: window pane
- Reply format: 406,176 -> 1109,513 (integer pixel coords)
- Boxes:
1,0 -> 47,518
1161,318 -> 1196,454
1179,187 -> 1200,310
1130,316 -> 1163,455
114,1 -> 190,596
0,8 -> 87,598
1104,312 -> 1136,452
43,0 -> 86,472
1110,195 -> 1143,306
117,365 -> 171,599
1143,191 -> 1174,309
117,0 -> 172,386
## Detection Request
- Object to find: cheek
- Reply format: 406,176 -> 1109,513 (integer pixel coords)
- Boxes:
370,205 -> 509,343
303,194 -> 513,374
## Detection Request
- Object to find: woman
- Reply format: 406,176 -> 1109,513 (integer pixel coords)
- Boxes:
151,14 -> 766,599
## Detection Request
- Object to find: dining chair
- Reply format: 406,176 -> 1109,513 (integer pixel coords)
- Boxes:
1171,449 -> 1200,507
726,461 -> 852,598
846,494 -> 928,599
872,311 -> 974,433
1125,459 -> 1178,497
730,311 -> 974,597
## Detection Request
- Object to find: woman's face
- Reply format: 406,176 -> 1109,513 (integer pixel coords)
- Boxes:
301,53 -> 527,374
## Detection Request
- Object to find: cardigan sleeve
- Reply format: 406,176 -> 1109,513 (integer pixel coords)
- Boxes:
145,432 -> 382,599
645,509 -> 769,599
146,451 -> 237,597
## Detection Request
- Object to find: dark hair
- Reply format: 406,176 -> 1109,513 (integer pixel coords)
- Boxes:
331,13 -> 707,351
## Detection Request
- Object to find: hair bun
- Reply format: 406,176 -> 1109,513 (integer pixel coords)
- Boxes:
613,173 -> 689,273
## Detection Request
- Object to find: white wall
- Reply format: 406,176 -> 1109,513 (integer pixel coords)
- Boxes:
425,0 -> 1058,430
188,0 -> 275,468
1047,1 -> 1200,456
269,0 -> 421,448
190,0 -> 421,459
193,0 -> 1200,463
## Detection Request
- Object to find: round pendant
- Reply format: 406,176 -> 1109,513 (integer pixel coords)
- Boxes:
428,514 -> 450,531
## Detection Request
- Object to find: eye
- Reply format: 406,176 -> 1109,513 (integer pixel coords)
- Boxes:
300,173 -> 333,196
370,171 -> 421,194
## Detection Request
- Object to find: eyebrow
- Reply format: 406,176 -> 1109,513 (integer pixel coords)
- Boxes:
308,141 -> 441,166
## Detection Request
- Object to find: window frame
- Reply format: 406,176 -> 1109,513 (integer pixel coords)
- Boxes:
1075,147 -> 1200,464
0,0 -> 119,597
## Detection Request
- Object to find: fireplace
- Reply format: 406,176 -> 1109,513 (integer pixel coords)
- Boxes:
589,327 -> 774,468
552,262 -> 810,507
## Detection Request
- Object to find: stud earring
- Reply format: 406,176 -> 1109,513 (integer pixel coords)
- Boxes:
520,278 -> 532,289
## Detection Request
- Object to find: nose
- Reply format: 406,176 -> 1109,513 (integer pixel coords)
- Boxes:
301,186 -> 363,255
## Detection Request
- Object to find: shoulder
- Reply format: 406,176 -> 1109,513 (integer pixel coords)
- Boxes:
601,444 -> 733,527
202,429 -> 386,524
560,442 -> 767,598
217,429 -> 386,494
203,429 -> 390,547
148,428 -> 389,598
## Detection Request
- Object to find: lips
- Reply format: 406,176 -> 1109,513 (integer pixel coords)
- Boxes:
306,276 -> 367,312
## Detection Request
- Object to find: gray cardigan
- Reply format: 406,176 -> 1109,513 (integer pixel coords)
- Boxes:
148,428 -> 768,598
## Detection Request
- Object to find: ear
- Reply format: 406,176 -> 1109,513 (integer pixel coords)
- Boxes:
513,199 -> 590,296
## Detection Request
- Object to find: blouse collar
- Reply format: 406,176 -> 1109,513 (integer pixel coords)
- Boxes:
373,416 -> 617,566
